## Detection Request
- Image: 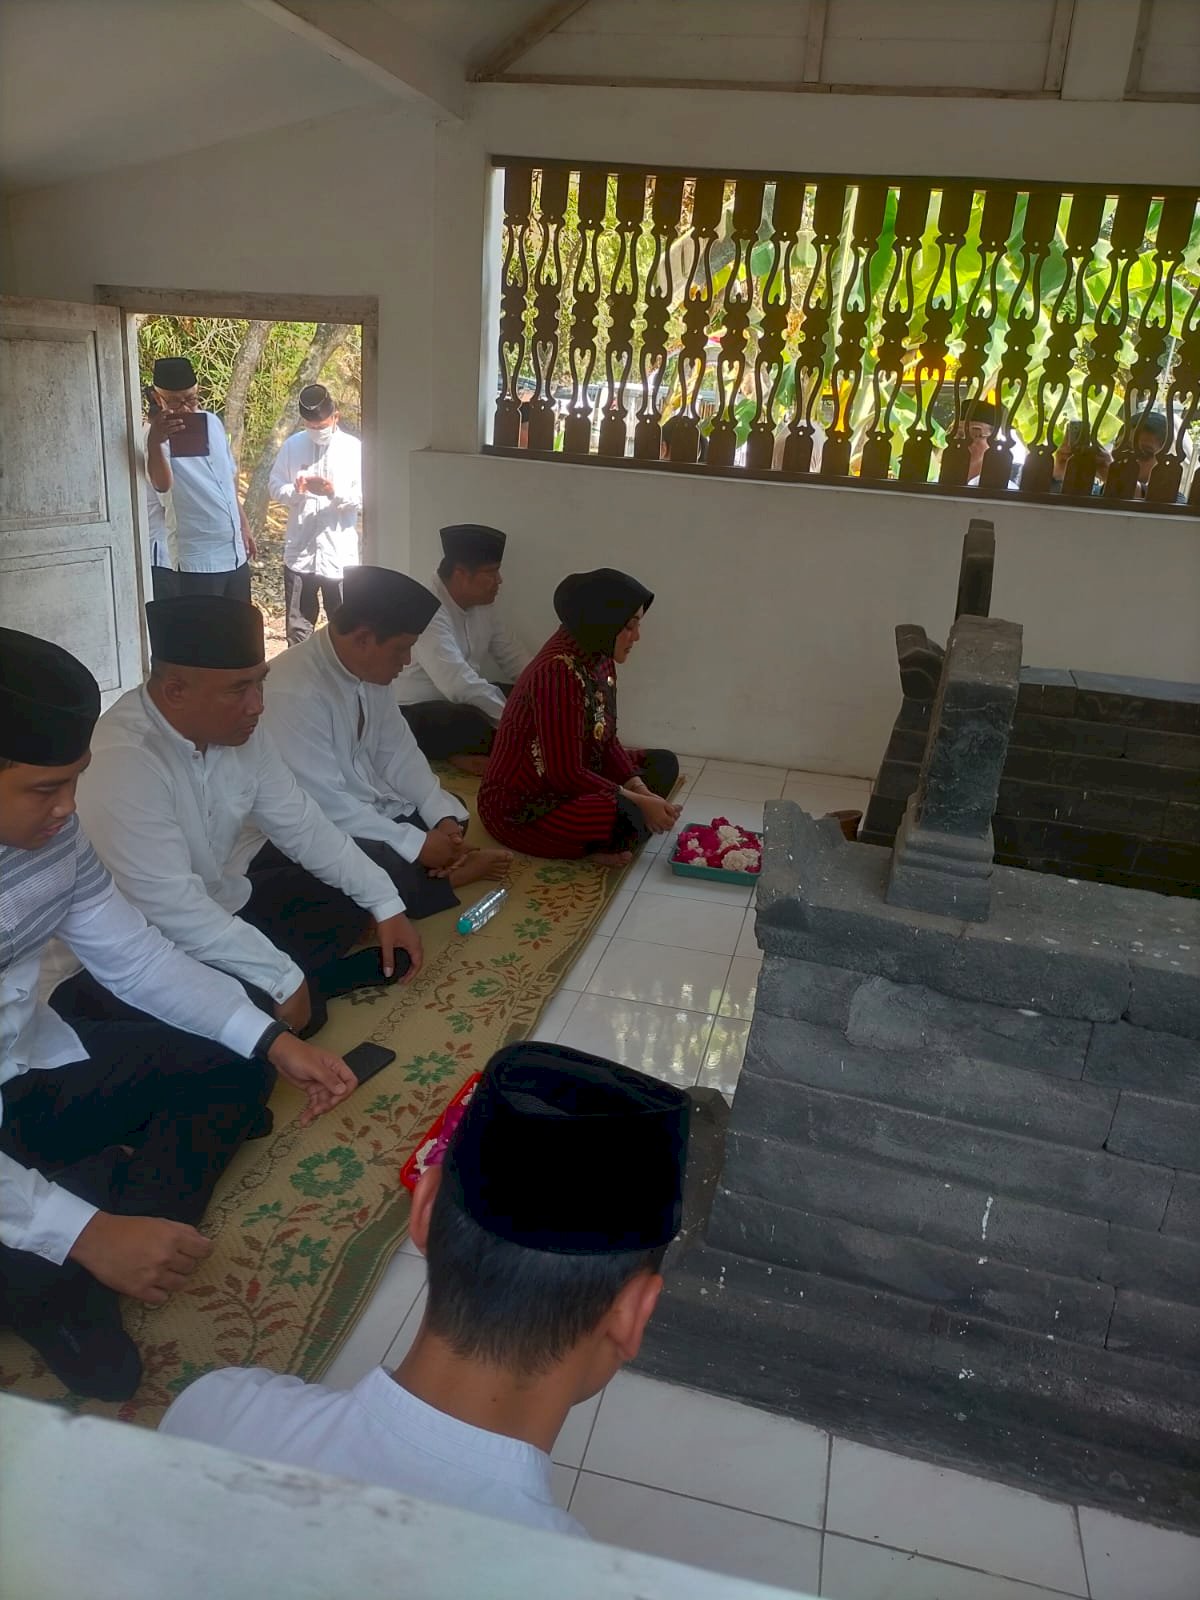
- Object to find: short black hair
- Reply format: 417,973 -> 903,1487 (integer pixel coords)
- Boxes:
424,1180 -> 664,1376
437,552 -> 500,582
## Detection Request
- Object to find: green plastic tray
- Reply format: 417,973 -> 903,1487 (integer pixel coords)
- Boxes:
669,821 -> 761,886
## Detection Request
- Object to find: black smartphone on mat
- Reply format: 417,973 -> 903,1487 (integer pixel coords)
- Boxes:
344,1041 -> 397,1088
168,411 -> 210,457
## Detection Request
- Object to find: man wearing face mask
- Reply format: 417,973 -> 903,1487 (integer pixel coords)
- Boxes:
268,385 -> 363,646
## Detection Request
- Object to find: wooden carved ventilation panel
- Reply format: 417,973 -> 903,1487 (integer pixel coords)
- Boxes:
489,158 -> 1200,511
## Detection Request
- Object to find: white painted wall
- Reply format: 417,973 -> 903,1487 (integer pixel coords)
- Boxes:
412,451 -> 1200,771
5,85 -> 1198,770
1,1393 -> 809,1600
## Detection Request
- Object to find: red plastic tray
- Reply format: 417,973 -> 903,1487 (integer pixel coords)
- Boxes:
399,1073 -> 481,1193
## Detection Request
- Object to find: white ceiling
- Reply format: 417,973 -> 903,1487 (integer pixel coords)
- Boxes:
1,0 -> 1194,196
0,0 -> 388,193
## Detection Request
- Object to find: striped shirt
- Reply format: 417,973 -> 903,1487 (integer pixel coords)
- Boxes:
1,816 -> 267,1265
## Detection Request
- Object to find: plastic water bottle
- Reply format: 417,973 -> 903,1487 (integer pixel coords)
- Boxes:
456,887 -> 508,935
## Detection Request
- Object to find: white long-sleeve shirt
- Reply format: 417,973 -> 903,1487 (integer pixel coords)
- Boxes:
268,427 -> 362,578
395,575 -> 531,724
1,818 -> 268,1266
262,628 -> 468,862
148,410 -> 247,574
76,687 -> 405,1004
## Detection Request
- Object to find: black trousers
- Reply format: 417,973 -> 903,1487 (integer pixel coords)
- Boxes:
245,827 -> 459,945
175,564 -> 253,602
284,568 -> 344,646
401,684 -> 514,762
0,1015 -> 273,1326
612,749 -> 681,851
150,565 -> 179,600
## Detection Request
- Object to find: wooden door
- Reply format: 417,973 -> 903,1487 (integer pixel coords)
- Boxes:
0,297 -> 146,707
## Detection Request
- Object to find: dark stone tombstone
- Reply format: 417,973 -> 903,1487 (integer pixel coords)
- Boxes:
887,615 -> 1022,921
956,517 -> 996,619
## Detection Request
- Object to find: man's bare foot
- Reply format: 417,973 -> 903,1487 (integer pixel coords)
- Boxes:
449,754 -> 490,778
448,848 -> 512,888
590,850 -> 633,868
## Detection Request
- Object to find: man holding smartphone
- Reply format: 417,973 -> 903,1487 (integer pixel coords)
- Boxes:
268,384 -> 362,646
145,356 -> 256,601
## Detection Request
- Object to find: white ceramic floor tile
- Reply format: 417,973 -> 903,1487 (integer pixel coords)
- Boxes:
640,853 -> 755,907
787,768 -> 871,788
719,955 -> 762,1019
826,1440 -> 1088,1596
587,937 -> 732,1012
322,1250 -> 427,1389
583,1371 -> 828,1527
595,889 -> 635,937
704,761 -> 790,782
617,850 -> 656,892
821,1535 -> 1086,1600
558,930 -> 610,991
552,1392 -> 603,1468
616,893 -> 746,955
1078,1506 -> 1200,1600
550,1464 -> 579,1513
699,1017 -> 750,1099
527,987 -> 579,1043
556,995 -> 714,1086
573,1474 -> 822,1592
682,793 -> 768,833
381,1286 -> 427,1368
737,908 -> 763,959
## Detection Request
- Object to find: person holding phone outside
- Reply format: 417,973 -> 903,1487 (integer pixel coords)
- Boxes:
142,388 -> 178,600
145,356 -> 256,602
268,384 -> 362,646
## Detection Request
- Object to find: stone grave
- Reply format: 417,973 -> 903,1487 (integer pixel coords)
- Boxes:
638,605 -> 1200,1532
861,520 -> 1200,897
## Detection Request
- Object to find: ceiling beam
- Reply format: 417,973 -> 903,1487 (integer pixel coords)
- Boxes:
240,0 -> 465,120
469,0 -> 592,83
802,0 -> 828,84
1043,0 -> 1077,93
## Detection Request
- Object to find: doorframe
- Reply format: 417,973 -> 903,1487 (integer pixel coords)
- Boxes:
93,286 -> 380,574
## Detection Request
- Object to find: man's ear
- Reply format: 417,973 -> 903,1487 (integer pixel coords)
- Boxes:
604,1270 -> 664,1366
409,1166 -> 442,1256
158,670 -> 187,708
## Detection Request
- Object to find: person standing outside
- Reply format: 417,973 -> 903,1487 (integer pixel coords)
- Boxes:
268,384 -> 362,646
144,356 -> 256,601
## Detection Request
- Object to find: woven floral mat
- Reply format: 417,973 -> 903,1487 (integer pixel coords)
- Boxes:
0,773 -> 624,1425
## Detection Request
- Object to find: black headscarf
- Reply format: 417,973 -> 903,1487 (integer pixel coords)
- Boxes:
553,568 -> 654,657
0,628 -> 100,766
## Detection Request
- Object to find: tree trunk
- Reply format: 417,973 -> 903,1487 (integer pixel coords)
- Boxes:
242,322 -> 352,538
224,319 -> 275,466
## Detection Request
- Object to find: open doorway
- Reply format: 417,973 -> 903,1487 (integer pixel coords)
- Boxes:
97,287 -> 377,658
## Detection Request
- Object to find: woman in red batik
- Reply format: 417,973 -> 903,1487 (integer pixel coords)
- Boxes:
478,569 -> 680,866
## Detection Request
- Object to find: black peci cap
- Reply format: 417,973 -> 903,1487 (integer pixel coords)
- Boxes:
342,566 -> 441,635
152,356 -> 197,391
440,524 -> 507,568
0,627 -> 101,767
442,1043 -> 690,1255
146,596 -> 265,670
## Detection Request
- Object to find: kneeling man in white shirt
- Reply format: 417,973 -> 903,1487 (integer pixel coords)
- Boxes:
68,596 -> 422,1041
397,524 -> 531,777
263,565 -> 509,917
161,1043 -> 691,1541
